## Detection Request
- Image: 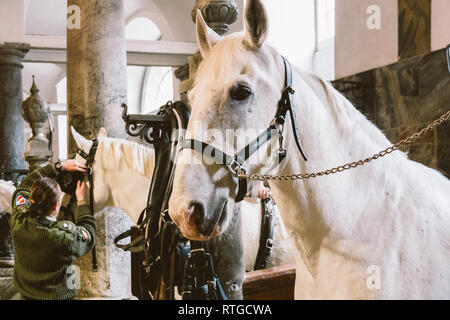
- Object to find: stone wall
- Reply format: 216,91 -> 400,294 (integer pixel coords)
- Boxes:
333,48 -> 450,177
74,207 -> 135,299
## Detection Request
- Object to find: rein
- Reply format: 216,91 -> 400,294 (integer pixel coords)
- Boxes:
179,57 -> 308,202
240,109 -> 450,182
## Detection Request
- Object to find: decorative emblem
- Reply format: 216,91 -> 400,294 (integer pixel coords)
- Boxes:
15,195 -> 27,206
81,229 -> 89,241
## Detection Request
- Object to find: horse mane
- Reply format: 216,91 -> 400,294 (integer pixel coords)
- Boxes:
97,138 -> 155,179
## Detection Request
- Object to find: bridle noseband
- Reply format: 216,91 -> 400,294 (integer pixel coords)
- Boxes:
179,57 -> 307,202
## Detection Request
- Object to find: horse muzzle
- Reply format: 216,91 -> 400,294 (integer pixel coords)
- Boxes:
170,199 -> 227,241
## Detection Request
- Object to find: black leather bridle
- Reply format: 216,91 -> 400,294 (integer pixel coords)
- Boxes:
179,57 -> 307,202
76,138 -> 99,271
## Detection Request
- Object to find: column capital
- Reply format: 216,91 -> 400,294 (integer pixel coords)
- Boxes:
0,43 -> 30,67
191,0 -> 239,36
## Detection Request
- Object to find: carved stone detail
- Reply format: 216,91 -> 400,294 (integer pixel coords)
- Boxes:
21,77 -> 53,171
191,0 -> 239,35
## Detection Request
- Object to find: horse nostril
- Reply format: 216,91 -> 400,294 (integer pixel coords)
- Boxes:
187,203 -> 204,229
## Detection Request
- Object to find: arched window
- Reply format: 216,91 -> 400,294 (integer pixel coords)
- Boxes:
126,17 -> 174,114
125,17 -> 162,41
315,0 -> 335,48
141,66 -> 174,114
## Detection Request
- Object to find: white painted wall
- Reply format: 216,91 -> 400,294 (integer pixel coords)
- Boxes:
0,0 -> 25,43
22,63 -> 64,103
431,0 -> 450,51
335,0 -> 398,79
262,0 -> 317,74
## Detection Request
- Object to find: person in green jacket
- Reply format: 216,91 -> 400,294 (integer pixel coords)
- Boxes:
9,160 -> 96,300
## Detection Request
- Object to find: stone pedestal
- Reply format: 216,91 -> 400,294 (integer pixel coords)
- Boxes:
74,207 -> 134,299
0,42 -> 30,171
67,0 -> 128,156
21,77 -> 53,171
0,211 -> 16,300
0,263 -> 15,300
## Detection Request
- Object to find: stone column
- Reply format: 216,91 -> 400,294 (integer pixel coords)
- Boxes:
67,0 -> 128,156
398,0 -> 431,60
0,42 -> 30,171
175,0 -> 239,102
67,0 -> 133,299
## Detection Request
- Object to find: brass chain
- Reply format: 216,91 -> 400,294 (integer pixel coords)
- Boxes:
238,109 -> 450,181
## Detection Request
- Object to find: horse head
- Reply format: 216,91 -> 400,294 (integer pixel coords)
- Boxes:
71,126 -> 112,212
71,127 -> 154,223
169,0 -> 286,241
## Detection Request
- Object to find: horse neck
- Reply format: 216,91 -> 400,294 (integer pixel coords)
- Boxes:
268,68 -> 400,263
94,141 -> 154,224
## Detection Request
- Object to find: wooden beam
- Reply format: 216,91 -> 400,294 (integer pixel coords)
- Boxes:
243,264 -> 296,300
22,35 -> 198,66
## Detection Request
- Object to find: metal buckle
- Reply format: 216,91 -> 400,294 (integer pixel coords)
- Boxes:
226,158 -> 246,177
266,239 -> 273,250
77,149 -> 88,159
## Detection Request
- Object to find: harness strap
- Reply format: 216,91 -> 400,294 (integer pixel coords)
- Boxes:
276,56 -> 307,161
447,44 -> 450,76
179,126 -> 278,203
77,138 -> 99,271
113,205 -> 151,253
254,197 -> 275,270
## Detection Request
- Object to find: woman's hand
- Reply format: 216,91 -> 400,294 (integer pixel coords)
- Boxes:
75,180 -> 88,202
257,186 -> 270,200
61,159 -> 87,173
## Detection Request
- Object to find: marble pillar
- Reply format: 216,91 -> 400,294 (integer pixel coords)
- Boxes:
0,42 -> 30,171
333,48 -> 450,177
67,0 -> 127,156
74,207 -> 134,299
398,0 -> 431,60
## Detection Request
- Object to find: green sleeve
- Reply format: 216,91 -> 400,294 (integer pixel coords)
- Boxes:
52,204 -> 96,259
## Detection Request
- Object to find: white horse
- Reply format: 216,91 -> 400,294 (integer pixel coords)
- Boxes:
70,127 -> 295,293
0,180 -> 15,214
168,0 -> 450,300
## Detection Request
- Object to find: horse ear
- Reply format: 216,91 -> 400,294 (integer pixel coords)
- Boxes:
244,0 -> 269,47
196,9 -> 222,58
70,126 -> 92,153
97,127 -> 107,139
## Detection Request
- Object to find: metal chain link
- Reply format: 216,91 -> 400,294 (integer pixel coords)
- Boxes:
238,109 -> 450,181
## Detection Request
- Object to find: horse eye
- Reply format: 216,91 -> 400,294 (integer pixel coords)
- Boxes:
230,85 -> 252,101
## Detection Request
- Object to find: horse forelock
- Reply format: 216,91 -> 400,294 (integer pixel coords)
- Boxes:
96,138 -> 155,179
192,34 -> 279,96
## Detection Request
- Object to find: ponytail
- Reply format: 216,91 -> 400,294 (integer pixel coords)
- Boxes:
28,177 -> 62,217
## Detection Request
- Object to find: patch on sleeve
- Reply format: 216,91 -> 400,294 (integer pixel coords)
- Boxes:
62,223 -> 73,231
15,194 -> 27,206
81,229 -> 90,242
